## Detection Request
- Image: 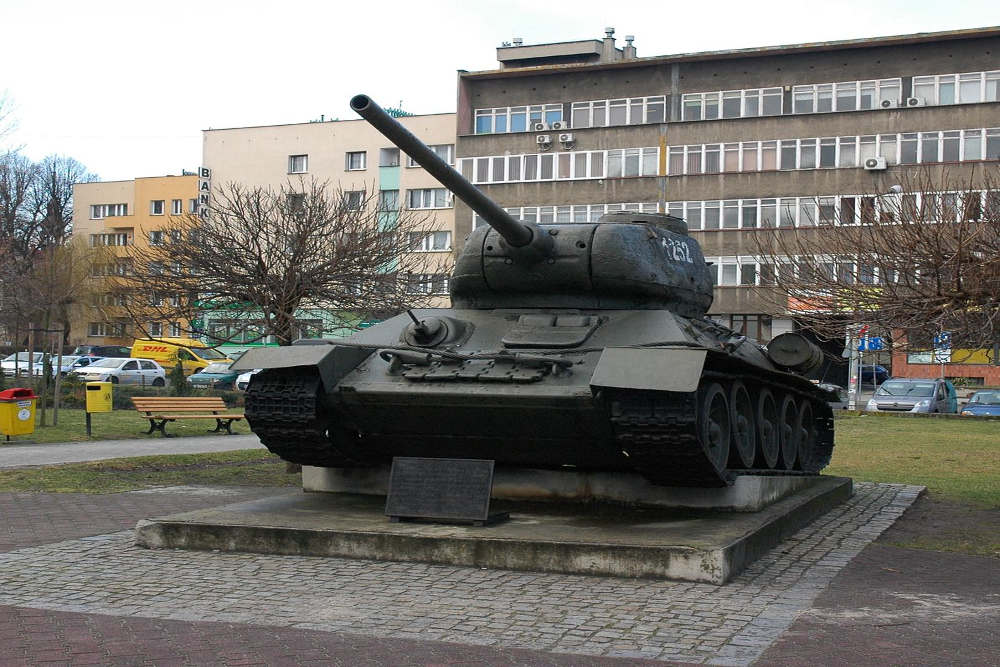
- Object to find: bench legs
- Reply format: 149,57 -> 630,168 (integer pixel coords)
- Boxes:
210,418 -> 237,435
145,418 -> 175,437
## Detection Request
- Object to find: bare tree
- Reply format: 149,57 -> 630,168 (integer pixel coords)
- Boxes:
0,91 -> 17,145
751,166 -> 1000,358
116,179 -> 450,346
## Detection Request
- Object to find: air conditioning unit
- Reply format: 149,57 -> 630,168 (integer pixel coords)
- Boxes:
879,98 -> 895,109
536,134 -> 552,145
863,156 -> 887,171
558,132 -> 575,144
550,120 -> 571,131
905,97 -> 925,108
531,121 -> 550,132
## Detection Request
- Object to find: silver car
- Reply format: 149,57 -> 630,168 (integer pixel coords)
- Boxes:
865,378 -> 958,413
72,357 -> 167,386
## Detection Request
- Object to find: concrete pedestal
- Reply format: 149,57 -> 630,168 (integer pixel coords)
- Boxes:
304,465 -> 825,512
135,475 -> 852,584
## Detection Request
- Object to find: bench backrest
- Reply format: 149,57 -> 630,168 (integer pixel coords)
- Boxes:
132,397 -> 234,413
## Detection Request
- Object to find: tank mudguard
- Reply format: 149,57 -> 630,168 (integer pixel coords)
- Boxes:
590,347 -> 707,393
231,345 -> 373,391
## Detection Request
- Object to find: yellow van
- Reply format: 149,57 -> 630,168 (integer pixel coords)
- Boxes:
130,338 -> 230,375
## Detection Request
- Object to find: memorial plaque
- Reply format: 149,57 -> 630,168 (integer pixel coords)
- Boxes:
385,457 -> 508,526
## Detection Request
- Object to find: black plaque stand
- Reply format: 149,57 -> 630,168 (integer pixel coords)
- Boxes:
384,457 -> 509,526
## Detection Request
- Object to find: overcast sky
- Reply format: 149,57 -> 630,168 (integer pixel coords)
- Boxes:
3,0 -> 998,181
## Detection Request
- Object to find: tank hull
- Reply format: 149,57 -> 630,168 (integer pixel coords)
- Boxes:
240,308 -> 834,487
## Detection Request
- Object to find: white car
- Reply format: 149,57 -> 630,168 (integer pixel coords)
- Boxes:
1,352 -> 48,377
71,357 -> 167,386
236,368 -> 262,391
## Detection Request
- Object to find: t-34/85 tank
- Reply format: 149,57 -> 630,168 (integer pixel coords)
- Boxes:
231,94 -> 834,487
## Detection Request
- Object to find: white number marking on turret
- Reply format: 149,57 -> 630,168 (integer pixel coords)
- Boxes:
661,237 -> 693,263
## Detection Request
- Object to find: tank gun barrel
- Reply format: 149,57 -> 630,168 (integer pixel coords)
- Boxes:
350,94 -> 551,256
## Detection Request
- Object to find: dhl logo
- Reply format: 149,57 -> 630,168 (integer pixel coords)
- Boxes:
138,345 -> 170,353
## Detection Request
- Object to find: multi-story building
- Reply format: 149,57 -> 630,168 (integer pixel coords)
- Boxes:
201,113 -> 457,354
71,174 -> 199,348
455,27 -> 1000,383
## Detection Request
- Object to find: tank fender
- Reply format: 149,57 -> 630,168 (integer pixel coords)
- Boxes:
590,347 -> 707,393
230,345 -> 373,390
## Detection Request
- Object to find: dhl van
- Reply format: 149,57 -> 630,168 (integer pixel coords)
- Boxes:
130,338 -> 230,375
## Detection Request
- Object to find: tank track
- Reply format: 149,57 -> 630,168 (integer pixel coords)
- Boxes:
608,382 -> 834,487
245,369 -> 363,467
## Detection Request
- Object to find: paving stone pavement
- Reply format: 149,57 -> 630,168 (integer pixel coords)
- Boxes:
0,482 -> 921,665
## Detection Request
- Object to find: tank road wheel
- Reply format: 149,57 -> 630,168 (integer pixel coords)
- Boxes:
795,400 -> 819,471
778,394 -> 799,470
728,381 -> 756,468
697,382 -> 731,474
755,388 -> 780,469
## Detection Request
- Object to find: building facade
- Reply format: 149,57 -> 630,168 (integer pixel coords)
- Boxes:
455,27 -> 1000,382
201,113 -> 457,354
71,174 -> 199,348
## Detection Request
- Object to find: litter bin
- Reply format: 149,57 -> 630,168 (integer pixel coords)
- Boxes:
0,388 -> 38,437
86,381 -> 113,413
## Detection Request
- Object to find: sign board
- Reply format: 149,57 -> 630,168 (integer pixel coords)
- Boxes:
933,332 -> 951,363
198,167 -> 211,220
385,457 -> 508,526
857,336 -> 884,351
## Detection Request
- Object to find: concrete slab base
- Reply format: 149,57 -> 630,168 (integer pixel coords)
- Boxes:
135,476 -> 852,584
304,465 -> 827,512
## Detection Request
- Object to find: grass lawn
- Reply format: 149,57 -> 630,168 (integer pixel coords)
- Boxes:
827,413 -> 999,507
0,406 -> 251,444
0,449 -> 296,493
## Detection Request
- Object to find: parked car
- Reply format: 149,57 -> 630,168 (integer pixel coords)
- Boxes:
71,357 -> 166,386
187,362 -> 239,390
235,368 -> 261,391
72,345 -> 132,358
866,377 -> 958,413
1,351 -> 48,377
130,337 -> 230,375
960,390 -> 1000,417
860,364 -> 890,385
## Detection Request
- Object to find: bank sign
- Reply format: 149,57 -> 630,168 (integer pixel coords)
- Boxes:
198,167 -> 211,219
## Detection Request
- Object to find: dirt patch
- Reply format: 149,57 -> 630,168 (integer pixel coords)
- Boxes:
878,492 -> 1000,557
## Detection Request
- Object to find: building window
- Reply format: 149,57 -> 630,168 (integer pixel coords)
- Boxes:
90,203 -> 128,219
149,200 -> 164,215
407,188 -> 452,209
343,190 -> 365,210
189,198 -> 198,213
406,273 -> 450,294
89,232 -> 130,247
149,230 -> 164,245
460,147 -> 657,185
682,88 -> 782,121
474,103 -> 562,134
87,322 -> 126,337
378,190 -> 399,211
791,78 -> 901,113
170,199 -> 182,215
408,231 -> 452,251
913,70 -> 1000,106
408,144 -> 454,167
288,154 -> 308,173
379,148 -> 400,167
169,322 -> 181,337
346,151 -> 367,171
149,322 -> 163,337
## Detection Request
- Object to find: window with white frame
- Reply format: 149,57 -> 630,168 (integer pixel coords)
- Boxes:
459,147 -> 658,184
570,96 -> 666,128
791,78 -> 901,113
149,322 -> 163,337
171,199 -> 182,215
346,151 -> 367,170
667,127 -> 998,175
912,70 -> 1000,106
169,322 -> 181,337
88,322 -> 126,337
89,232 -> 130,247
408,231 -> 452,251
473,201 -> 661,228
148,230 -> 164,245
288,154 -> 308,173
188,198 -> 198,213
379,148 -> 400,167
474,103 -> 562,134
405,273 -> 450,294
378,189 -> 399,211
682,88 -> 782,121
90,203 -> 128,219
343,190 -> 365,210
407,188 -> 452,209
408,144 -> 454,167
150,200 -> 164,215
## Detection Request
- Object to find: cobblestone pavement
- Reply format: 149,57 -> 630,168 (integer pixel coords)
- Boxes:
0,482 -> 921,665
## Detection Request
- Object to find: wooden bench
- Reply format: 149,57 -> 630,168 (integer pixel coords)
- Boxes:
132,396 -> 245,437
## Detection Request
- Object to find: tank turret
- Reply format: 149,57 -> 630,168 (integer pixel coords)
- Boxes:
232,94 -> 835,489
